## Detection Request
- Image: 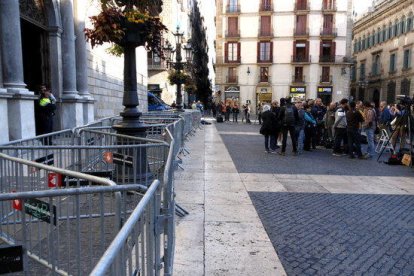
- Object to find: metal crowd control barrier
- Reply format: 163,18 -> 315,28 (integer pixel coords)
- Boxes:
0,110 -> 201,275
0,152 -> 151,275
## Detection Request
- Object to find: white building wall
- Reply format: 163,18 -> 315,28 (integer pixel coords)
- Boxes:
216,0 -> 353,110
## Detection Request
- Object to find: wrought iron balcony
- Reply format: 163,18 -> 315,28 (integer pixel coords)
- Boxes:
226,75 -> 238,84
292,75 -> 306,83
226,4 -> 240,13
259,75 -> 271,83
320,27 -> 337,37
319,55 -> 336,63
259,3 -> 273,12
225,30 -> 240,38
322,2 -> 337,12
258,28 -> 274,37
294,1 -> 310,11
294,27 -> 309,37
291,55 -> 311,63
320,75 -> 332,83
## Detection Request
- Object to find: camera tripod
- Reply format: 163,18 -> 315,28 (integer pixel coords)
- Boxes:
377,104 -> 413,167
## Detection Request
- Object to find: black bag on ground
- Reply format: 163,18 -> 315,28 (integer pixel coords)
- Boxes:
216,116 -> 224,123
386,153 -> 403,165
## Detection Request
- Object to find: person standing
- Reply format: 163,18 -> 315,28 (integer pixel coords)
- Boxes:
37,86 -> 57,144
232,102 -> 240,123
346,102 -> 367,159
224,102 -> 231,121
332,98 -> 349,156
378,101 -> 393,133
260,105 -> 277,153
270,100 -> 281,149
311,98 -> 327,147
362,101 -> 376,158
295,101 -> 305,154
278,98 -> 298,155
257,102 -> 263,124
303,104 -> 317,151
245,104 -> 251,124
324,102 -> 336,143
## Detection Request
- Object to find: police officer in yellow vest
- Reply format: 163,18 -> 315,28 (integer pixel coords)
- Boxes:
37,86 -> 56,137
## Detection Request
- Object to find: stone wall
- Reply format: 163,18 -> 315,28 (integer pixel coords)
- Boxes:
87,48 -> 148,119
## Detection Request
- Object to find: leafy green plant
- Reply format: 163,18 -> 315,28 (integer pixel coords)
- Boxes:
168,71 -> 191,85
85,0 -> 167,56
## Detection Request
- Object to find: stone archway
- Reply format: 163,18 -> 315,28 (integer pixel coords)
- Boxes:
19,0 -> 62,134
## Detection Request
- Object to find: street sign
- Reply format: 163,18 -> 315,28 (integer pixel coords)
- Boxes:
13,198 -> 57,225
48,173 -> 63,188
0,245 -> 23,274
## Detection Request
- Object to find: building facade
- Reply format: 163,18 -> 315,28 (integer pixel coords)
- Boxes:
0,0 -> 148,144
351,0 -> 414,106
215,0 -> 353,112
147,0 -> 192,105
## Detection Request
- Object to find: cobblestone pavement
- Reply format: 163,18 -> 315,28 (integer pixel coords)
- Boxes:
213,121 -> 414,275
215,122 -> 414,177
249,192 -> 414,276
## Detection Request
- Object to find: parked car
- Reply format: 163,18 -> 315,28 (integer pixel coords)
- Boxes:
148,92 -> 171,111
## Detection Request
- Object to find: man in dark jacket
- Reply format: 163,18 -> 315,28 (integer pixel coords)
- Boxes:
260,105 -> 277,153
346,101 -> 367,159
311,98 -> 327,147
278,97 -> 299,155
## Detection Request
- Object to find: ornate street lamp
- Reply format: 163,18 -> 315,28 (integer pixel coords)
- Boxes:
165,26 -> 193,111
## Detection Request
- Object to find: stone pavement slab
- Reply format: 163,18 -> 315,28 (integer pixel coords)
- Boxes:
174,123 -> 286,276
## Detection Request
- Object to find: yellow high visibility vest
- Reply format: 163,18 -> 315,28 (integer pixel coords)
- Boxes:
39,98 -> 51,107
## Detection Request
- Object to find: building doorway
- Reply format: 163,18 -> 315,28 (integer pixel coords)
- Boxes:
372,89 -> 380,108
20,17 -> 50,135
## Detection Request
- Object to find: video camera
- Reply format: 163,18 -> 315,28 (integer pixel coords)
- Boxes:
396,95 -> 414,106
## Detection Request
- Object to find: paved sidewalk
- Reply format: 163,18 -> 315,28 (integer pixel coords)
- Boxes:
173,121 -> 414,275
173,123 -> 286,275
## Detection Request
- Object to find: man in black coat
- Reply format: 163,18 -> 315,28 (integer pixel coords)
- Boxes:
260,105 -> 277,153
278,97 -> 299,155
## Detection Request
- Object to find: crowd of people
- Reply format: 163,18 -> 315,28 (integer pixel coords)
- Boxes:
212,99 -> 253,124
256,97 -> 410,158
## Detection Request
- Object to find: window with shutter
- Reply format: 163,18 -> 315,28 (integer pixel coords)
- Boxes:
227,42 -> 239,62
258,42 -> 271,62
322,67 -> 330,82
387,81 -> 396,104
401,79 -> 410,96
260,16 -> 271,36
228,17 -> 238,36
296,15 -> 307,35
260,67 -> 269,82
389,53 -> 396,73
294,67 -> 303,82
323,15 -> 333,35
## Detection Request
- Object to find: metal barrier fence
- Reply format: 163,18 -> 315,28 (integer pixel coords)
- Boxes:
0,110 -> 201,275
0,152 -> 152,275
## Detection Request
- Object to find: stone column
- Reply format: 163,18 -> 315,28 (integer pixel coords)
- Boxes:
0,0 -> 36,141
0,42 -> 11,144
60,0 -> 83,129
74,0 -> 94,124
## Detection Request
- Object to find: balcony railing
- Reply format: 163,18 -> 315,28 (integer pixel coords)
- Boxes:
225,30 -> 240,38
319,55 -> 335,63
258,28 -> 274,37
226,75 -> 238,83
320,27 -> 337,37
292,75 -> 306,83
291,55 -> 311,63
147,58 -> 165,70
259,3 -> 273,12
369,67 -> 383,78
320,75 -> 332,83
294,27 -> 309,36
226,4 -> 240,13
322,2 -> 337,12
294,1 -> 310,11
259,75 -> 271,83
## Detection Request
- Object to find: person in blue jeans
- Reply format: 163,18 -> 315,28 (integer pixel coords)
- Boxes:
362,101 -> 376,158
295,101 -> 306,154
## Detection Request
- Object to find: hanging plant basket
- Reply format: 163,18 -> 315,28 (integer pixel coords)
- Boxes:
168,71 -> 191,85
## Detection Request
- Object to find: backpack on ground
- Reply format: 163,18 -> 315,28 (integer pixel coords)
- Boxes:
283,106 -> 295,126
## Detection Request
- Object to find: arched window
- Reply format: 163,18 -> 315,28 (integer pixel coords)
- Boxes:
382,25 -> 387,42
387,81 -> 396,104
401,78 -> 411,96
394,20 -> 399,37
372,54 -> 381,75
388,23 -> 392,39
407,13 -> 413,31
401,16 -> 406,33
